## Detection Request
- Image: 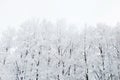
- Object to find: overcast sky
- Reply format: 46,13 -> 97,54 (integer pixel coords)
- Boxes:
0,0 -> 120,30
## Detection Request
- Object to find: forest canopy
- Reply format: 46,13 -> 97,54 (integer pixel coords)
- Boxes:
0,20 -> 119,80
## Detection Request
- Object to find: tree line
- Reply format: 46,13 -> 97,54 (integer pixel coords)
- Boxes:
0,20 -> 120,80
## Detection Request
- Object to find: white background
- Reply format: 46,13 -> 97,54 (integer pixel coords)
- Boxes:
0,0 -> 120,30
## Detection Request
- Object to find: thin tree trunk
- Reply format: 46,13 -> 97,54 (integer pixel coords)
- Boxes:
83,30 -> 89,80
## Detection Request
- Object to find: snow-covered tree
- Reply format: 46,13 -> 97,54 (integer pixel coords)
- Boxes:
0,20 -> 120,80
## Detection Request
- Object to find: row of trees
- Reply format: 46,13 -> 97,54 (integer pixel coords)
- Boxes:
0,20 -> 120,80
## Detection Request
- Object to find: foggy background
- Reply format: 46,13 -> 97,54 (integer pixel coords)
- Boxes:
0,0 -> 120,31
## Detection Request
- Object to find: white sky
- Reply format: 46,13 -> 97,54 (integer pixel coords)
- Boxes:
0,0 -> 120,30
